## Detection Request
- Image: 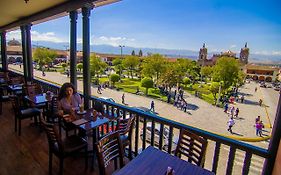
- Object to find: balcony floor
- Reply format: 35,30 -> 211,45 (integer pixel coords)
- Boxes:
0,101 -> 101,175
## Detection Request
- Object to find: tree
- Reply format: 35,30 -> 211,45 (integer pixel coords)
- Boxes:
210,82 -> 220,103
77,63 -> 83,72
201,66 -> 213,81
138,49 -> 143,57
131,50 -> 135,56
142,54 -> 167,84
122,56 -> 139,79
61,63 -> 67,71
183,77 -> 191,87
112,58 -> 123,76
90,54 -> 108,78
141,77 -> 153,95
212,57 -> 240,91
33,48 -> 57,70
110,74 -> 120,87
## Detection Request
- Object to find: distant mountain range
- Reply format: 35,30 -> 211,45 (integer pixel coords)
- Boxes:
32,41 -> 281,64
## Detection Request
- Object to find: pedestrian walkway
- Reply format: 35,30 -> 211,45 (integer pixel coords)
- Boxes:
9,65 -> 279,148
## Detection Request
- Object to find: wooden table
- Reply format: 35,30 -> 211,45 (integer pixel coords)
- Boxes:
60,108 -> 119,169
24,93 -> 52,105
115,146 -> 214,175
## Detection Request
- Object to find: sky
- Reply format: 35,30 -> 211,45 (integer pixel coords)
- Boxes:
7,0 -> 281,58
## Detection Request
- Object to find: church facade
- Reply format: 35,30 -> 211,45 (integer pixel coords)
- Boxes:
197,43 -> 249,66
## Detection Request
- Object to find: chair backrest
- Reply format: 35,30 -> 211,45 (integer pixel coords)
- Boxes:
10,95 -> 21,116
174,129 -> 208,167
23,83 -> 43,96
0,72 -> 9,81
95,131 -> 124,175
51,96 -> 59,113
9,76 -> 24,85
41,118 -> 63,152
117,115 -> 135,136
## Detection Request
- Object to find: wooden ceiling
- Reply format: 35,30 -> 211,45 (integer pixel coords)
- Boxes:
0,0 -> 119,32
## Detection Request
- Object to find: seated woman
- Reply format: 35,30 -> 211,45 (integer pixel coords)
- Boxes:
58,82 -> 82,114
58,83 -> 84,137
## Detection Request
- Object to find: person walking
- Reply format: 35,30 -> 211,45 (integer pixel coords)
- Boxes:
227,117 -> 235,134
122,93 -> 125,104
255,116 -> 261,123
255,87 -> 257,92
234,108 -> 239,118
241,95 -> 244,103
224,103 -> 229,113
150,101 -> 155,112
97,84 -> 102,94
259,99 -> 263,106
255,121 -> 263,136
230,106 -> 235,117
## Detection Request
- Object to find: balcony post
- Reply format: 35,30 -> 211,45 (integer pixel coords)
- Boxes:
82,5 -> 92,109
1,32 -> 7,71
263,92 -> 281,174
20,25 -> 28,82
69,10 -> 78,90
25,24 -> 33,81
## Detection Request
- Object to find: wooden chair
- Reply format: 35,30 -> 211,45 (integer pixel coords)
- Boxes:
10,95 -> 41,136
46,96 -> 59,123
23,83 -> 43,96
174,129 -> 208,167
9,76 -> 25,85
95,131 -> 125,175
116,115 -> 135,160
41,118 -> 88,175
0,87 -> 10,115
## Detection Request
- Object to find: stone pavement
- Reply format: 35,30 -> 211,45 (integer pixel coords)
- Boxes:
9,65 -> 279,148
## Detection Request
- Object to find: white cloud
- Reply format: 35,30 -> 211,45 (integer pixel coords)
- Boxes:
6,30 -> 67,43
91,35 -> 136,47
31,31 -> 67,43
253,50 -> 281,56
230,44 -> 236,48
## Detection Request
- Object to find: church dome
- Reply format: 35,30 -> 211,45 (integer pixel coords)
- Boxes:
8,38 -> 21,46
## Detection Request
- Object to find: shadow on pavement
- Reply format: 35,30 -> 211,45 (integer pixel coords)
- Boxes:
186,103 -> 199,110
238,92 -> 253,97
243,99 -> 260,106
232,132 -> 244,136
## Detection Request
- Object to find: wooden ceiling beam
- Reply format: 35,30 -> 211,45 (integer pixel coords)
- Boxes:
0,0 -> 103,32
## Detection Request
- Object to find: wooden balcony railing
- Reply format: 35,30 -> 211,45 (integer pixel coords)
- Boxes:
8,71 -> 271,174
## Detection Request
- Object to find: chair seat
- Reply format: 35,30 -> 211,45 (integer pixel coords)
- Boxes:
57,135 -> 88,154
20,108 -> 41,117
0,95 -> 10,102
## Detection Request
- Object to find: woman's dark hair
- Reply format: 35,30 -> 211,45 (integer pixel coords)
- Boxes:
58,82 -> 77,100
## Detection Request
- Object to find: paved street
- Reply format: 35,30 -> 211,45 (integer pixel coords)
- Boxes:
9,65 -> 280,149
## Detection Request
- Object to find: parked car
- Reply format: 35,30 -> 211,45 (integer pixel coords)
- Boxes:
266,84 -> 273,88
132,106 -> 159,121
99,97 -> 115,103
140,122 -> 171,146
274,86 -> 280,91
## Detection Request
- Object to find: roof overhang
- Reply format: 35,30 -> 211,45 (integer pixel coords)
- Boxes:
0,0 -> 120,32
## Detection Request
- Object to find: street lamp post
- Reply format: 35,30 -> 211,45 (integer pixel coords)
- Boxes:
119,45 -> 125,58
216,81 -> 222,106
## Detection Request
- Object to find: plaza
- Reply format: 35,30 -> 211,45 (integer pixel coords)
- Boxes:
9,64 -> 279,149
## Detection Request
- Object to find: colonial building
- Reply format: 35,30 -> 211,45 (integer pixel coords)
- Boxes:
198,43 -> 249,66
239,42 -> 249,64
245,64 -> 279,82
7,38 -> 22,63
